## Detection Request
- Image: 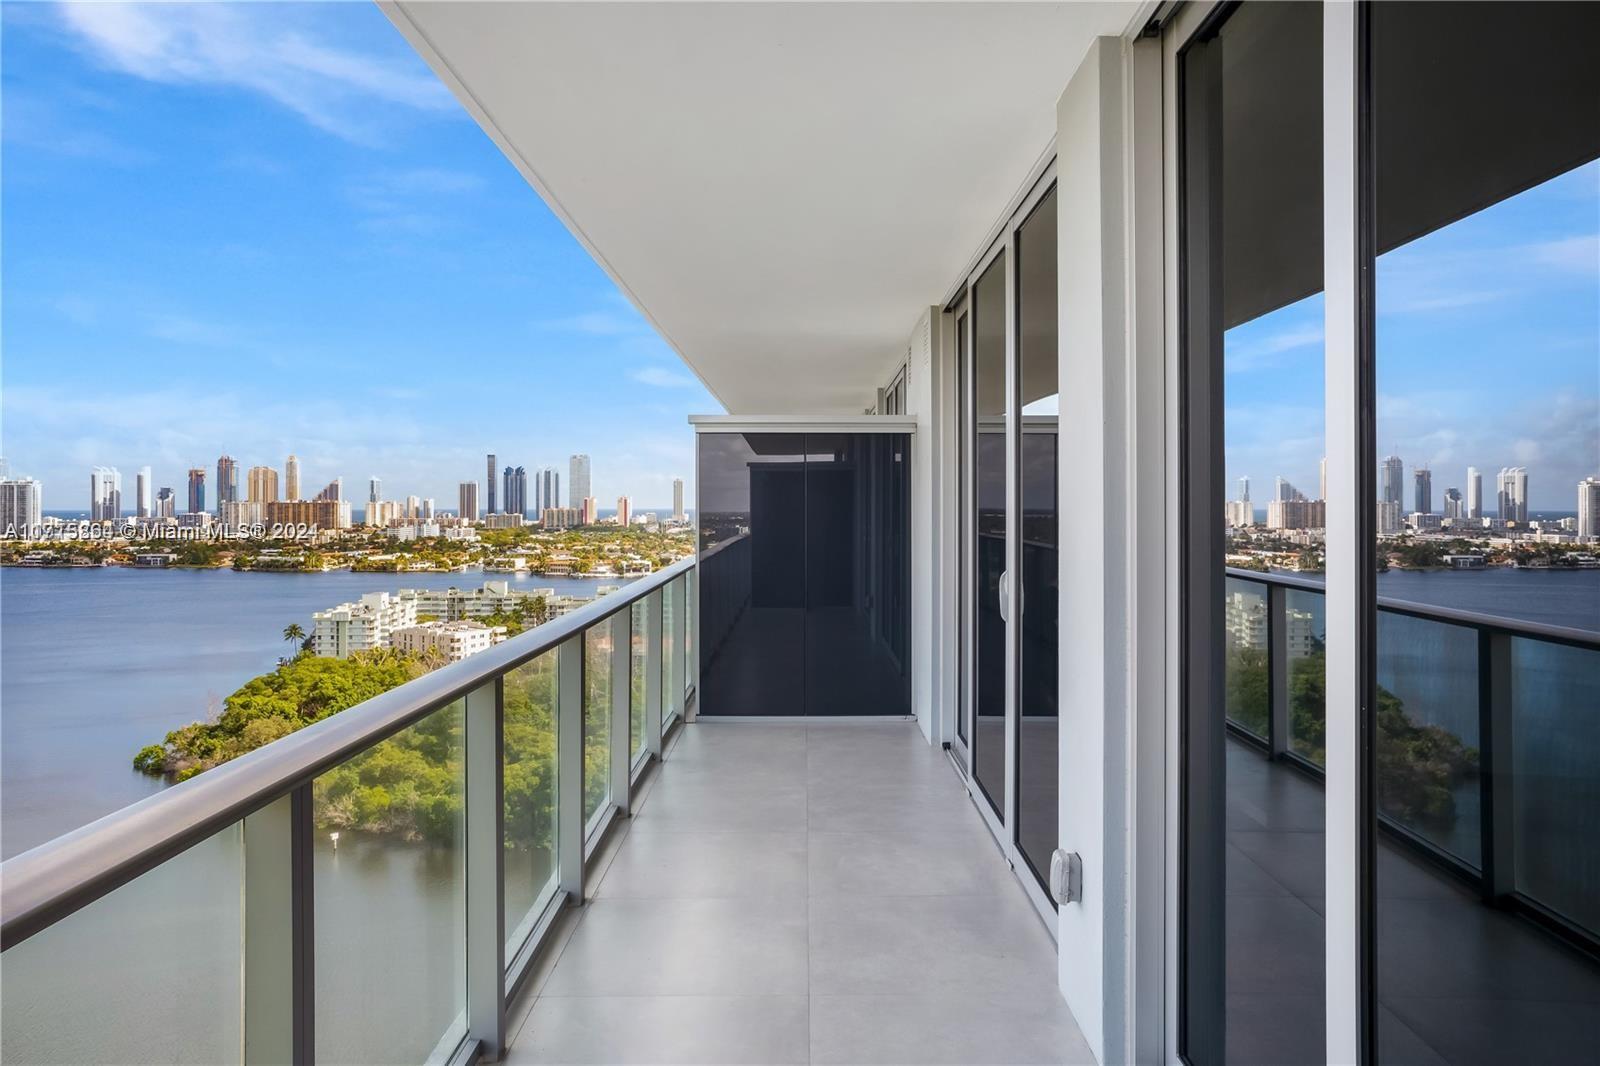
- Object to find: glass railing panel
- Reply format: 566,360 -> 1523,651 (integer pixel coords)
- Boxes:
662,579 -> 680,724
314,699 -> 466,1065
0,825 -> 243,1064
630,601 -> 647,764
503,650 -> 559,955
1374,612 -> 1481,868
1222,576 -> 1269,740
1510,638 -> 1599,936
1286,588 -> 1328,766
684,566 -> 695,696
583,624 -> 612,825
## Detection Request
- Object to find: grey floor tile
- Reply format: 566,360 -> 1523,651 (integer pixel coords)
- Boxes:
1383,995 -> 1600,1066
809,891 -> 1056,998
809,829 -> 1010,897
1376,1006 -> 1450,1066
508,995 -> 809,1065
1223,894 -> 1325,998
1225,993 -> 1326,1066
541,896 -> 808,997
807,778 -> 975,834
810,993 -> 1095,1065
595,830 -> 807,899
632,778 -> 808,833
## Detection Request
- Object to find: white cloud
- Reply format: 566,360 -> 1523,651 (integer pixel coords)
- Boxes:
55,3 -> 455,144
538,311 -> 646,337
1225,324 -> 1325,373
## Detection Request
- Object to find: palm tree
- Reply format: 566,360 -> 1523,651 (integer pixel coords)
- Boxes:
282,622 -> 307,650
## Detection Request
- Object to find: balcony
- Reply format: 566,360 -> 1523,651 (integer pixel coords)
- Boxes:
0,557 -> 1085,1065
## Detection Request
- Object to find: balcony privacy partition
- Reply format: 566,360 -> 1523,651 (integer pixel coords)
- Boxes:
0,559 -> 696,1066
695,428 -> 911,717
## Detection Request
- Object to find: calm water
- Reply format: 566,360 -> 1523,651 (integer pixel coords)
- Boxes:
0,566 -> 633,858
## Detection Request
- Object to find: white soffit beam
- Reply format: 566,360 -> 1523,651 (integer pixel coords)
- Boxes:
385,1 -> 1142,414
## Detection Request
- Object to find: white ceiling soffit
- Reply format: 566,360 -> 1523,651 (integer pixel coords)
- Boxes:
386,1 -> 1141,415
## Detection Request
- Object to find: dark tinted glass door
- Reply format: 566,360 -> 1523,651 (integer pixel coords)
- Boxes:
971,249 -> 1008,817
1015,187 -> 1059,885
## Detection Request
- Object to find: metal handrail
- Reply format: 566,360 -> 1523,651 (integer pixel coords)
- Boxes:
1224,565 -> 1599,649
0,554 -> 696,951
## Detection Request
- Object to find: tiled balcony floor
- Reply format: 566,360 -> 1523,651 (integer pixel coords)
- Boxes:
504,721 -> 1092,1065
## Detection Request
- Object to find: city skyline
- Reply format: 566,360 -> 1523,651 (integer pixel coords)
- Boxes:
1,3 -> 717,514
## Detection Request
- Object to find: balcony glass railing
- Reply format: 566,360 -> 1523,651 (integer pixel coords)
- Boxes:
0,560 -> 696,1065
1222,567 -> 1600,950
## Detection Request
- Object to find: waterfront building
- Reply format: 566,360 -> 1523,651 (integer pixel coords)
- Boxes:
155,488 -> 176,518
503,466 -> 528,517
314,478 -> 343,502
311,591 -> 419,658
265,499 -> 351,530
458,481 -> 479,521
541,506 -> 580,530
1267,497 -> 1324,530
616,496 -> 631,527
366,500 -> 401,527
1414,465 -> 1432,515
89,466 -> 121,522
1381,454 -> 1404,506
538,467 -> 560,515
174,511 -> 213,530
215,455 -> 239,513
421,498 -> 435,521
442,524 -> 478,543
368,477 -> 382,505
1443,486 -> 1463,519
482,513 -> 525,529
1497,466 -> 1528,524
569,454 -> 591,508
391,620 -> 507,662
220,500 -> 266,527
246,466 -> 279,504
1274,476 -> 1304,502
486,453 -> 498,515
1467,466 -> 1483,517
285,454 -> 301,500
673,477 -> 685,520
187,468 -> 206,514
1376,499 -> 1403,535
135,467 -> 151,519
1407,512 -> 1442,531
1579,477 -> 1600,541
405,494 -> 421,520
581,496 -> 599,526
0,476 -> 43,532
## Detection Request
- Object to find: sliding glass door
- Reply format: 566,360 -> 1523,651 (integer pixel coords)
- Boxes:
953,171 -> 1059,899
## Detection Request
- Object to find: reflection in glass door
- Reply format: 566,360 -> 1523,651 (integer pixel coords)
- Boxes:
969,248 -> 1008,819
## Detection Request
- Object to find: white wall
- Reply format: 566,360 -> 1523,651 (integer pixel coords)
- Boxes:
1056,36 -> 1133,1065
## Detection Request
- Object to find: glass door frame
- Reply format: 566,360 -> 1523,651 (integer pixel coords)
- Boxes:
948,161 -> 1060,921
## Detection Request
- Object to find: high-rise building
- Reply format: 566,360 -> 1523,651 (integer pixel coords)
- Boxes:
156,487 -> 176,518
314,478 -> 343,502
90,466 -> 122,521
1381,455 -> 1404,506
216,455 -> 239,513
486,454 -> 498,515
502,466 -> 528,517
1274,477 -> 1305,502
1443,487 -> 1464,519
136,466 -> 152,519
581,496 -> 599,525
421,498 -> 436,522
1496,467 -> 1528,524
537,467 -> 560,515
1578,477 -> 1600,541
1413,466 -> 1432,515
406,494 -> 421,520
673,477 -> 685,520
569,454 -> 591,508
247,465 -> 280,503
369,477 -> 382,504
1224,476 -> 1253,527
1466,466 -> 1483,518
459,481 -> 479,521
0,476 -> 43,532
617,496 -> 631,526
187,468 -> 207,514
285,454 -> 301,500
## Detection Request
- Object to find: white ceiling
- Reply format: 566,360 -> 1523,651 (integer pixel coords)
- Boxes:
386,1 -> 1143,414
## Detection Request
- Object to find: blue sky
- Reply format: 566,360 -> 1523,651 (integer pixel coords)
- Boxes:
1,2 -> 720,514
1225,160 -> 1599,512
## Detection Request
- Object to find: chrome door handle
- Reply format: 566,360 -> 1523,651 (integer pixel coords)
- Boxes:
998,570 -> 1009,623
